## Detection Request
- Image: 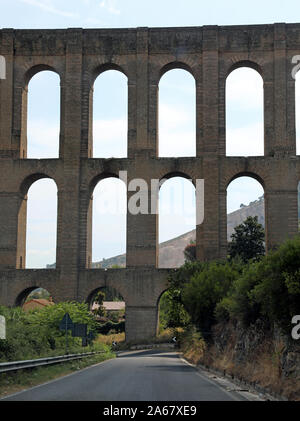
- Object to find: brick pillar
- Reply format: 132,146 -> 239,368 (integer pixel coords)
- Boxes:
128,80 -> 137,158
219,188 -> 228,260
126,172 -> 157,267
264,157 -> 298,250
126,28 -> 157,268
0,192 -> 24,269
135,28 -> 152,154
56,28 -> 83,300
265,187 -> 298,251
196,27 -> 221,261
0,29 -> 14,158
272,23 -> 295,155
78,189 -> 92,269
125,306 -> 157,342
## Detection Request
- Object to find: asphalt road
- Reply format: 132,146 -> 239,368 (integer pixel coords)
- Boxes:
2,350 -> 251,401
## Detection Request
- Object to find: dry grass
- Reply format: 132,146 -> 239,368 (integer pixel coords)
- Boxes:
95,332 -> 125,346
180,329 -> 206,366
183,325 -> 300,401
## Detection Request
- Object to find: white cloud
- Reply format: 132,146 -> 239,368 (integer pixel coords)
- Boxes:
27,120 -> 59,158
93,178 -> 126,215
93,118 -> 127,157
159,103 -> 196,157
226,122 -> 264,156
160,103 -> 192,129
226,67 -> 263,109
100,0 -> 120,15
18,0 -> 79,18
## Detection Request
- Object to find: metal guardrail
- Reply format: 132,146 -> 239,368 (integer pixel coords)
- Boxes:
0,351 -> 105,374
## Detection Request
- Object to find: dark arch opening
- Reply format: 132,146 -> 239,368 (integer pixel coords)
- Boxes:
226,60 -> 263,78
87,286 -> 125,338
91,63 -> 128,86
24,64 -> 59,86
157,289 -> 190,339
15,287 -> 52,307
89,172 -> 120,197
227,171 -> 265,190
159,61 -> 195,81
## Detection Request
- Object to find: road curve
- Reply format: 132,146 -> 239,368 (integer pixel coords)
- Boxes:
2,350 -> 248,401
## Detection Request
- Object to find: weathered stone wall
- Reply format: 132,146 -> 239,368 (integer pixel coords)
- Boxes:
0,24 -> 300,341
206,320 -> 300,400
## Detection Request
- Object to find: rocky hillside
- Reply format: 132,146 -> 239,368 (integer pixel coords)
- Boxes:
93,196 -> 265,269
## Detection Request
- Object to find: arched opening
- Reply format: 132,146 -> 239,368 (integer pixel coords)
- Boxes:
159,176 -> 196,268
91,177 -> 126,268
227,176 -> 265,256
93,70 -> 127,158
25,178 -> 57,269
15,287 -> 53,308
87,286 -> 125,340
158,69 -> 196,157
26,70 -> 60,159
296,71 -> 300,155
157,290 -> 190,338
226,67 -> 264,156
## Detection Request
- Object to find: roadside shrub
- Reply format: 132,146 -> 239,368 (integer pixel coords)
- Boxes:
181,261 -> 239,333
250,236 -> 300,333
216,236 -> 300,332
0,302 -> 99,362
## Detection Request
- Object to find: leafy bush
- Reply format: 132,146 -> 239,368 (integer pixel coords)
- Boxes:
181,260 -> 240,333
0,302 -> 100,362
216,261 -> 262,325
159,290 -> 190,330
217,236 -> 300,332
250,236 -> 300,332
169,235 -> 300,335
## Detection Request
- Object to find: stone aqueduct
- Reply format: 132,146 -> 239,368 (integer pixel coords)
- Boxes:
0,24 -> 300,341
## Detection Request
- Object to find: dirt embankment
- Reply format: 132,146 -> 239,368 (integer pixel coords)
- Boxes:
184,320 -> 300,401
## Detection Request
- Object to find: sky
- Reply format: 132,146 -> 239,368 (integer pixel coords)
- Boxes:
1,0 -> 300,267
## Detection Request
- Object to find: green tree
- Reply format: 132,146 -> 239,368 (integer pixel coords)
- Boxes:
159,290 -> 190,329
182,261 -> 239,333
228,216 -> 265,263
93,291 -> 106,318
